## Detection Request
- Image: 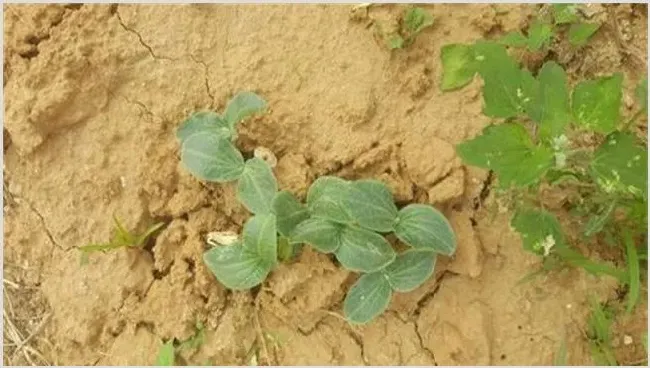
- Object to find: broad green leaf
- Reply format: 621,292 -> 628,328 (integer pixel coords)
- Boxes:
271,191 -> 309,237
511,208 -> 565,255
155,340 -> 175,366
176,111 -> 231,143
343,180 -> 398,233
306,176 -> 352,224
237,158 -> 278,214
527,61 -> 571,140
394,204 -> 456,255
440,44 -> 478,91
223,91 -> 267,129
289,217 -> 344,253
456,123 -> 554,187
382,250 -> 436,292
335,226 -> 396,272
498,31 -> 528,48
473,41 -> 537,118
584,201 -> 616,237
589,132 -> 648,199
636,77 -> 647,111
181,132 -> 245,182
572,73 -> 622,134
343,272 -> 392,324
553,4 -> 579,24
404,7 -> 434,34
527,20 -> 554,51
203,242 -> 271,290
242,214 -> 277,265
568,22 -> 600,47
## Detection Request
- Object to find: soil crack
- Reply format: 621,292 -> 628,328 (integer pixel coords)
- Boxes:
190,55 -> 215,103
115,7 -> 176,61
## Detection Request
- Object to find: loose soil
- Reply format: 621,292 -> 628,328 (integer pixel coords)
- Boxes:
3,3 -> 648,366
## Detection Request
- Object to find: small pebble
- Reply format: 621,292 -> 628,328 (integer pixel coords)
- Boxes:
254,146 -> 277,168
623,335 -> 633,346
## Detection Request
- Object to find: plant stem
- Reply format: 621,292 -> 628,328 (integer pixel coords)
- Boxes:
622,109 -> 646,131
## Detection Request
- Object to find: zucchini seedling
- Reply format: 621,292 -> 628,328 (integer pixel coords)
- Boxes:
177,92 -> 457,324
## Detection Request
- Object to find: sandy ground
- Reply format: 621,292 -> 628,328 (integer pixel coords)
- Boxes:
3,3 -> 648,365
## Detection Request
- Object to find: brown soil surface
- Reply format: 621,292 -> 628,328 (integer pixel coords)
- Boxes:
3,4 -> 648,366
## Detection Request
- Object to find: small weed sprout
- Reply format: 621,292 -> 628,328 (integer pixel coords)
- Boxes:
376,6 -> 434,50
78,215 -> 164,265
176,92 -> 457,324
440,9 -> 647,313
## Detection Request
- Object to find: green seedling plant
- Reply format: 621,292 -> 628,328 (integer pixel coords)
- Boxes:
155,321 -> 205,366
586,299 -> 617,365
498,4 -> 601,51
177,92 -> 456,325
440,28 -> 647,308
377,6 -> 434,50
78,215 -> 164,265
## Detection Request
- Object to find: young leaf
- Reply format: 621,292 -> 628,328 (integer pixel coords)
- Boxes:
636,77 -> 648,111
584,201 -> 617,237
624,230 -> 640,314
271,191 -> 309,237
155,340 -> 175,366
181,132 -> 245,182
473,41 -> 537,118
203,242 -> 271,290
589,132 -> 648,199
237,158 -> 278,214
527,61 -> 571,140
393,204 -> 456,255
289,217 -> 344,253
572,73 -> 622,134
404,7 -> 434,35
387,35 -> 405,50
342,180 -> 398,233
440,43 -> 478,91
343,272 -> 392,325
526,20 -> 554,51
456,123 -> 554,187
223,91 -> 267,129
382,250 -> 436,292
335,226 -> 396,272
176,111 -> 231,143
498,31 -> 528,48
511,208 -> 565,255
306,176 -> 352,224
242,214 -> 278,266
553,4 -> 579,24
568,22 -> 600,47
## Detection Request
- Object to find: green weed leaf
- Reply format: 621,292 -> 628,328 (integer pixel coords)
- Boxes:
584,201 -> 616,237
387,35 -> 405,50
203,242 -> 271,290
335,226 -> 396,272
590,132 -> 648,199
528,61 -> 571,140
306,176 -> 352,224
553,4 -> 579,24
382,250 -> 436,292
181,132 -> 245,182
624,230 -> 640,314
223,92 -> 267,129
527,20 -> 554,51
572,73 -> 622,134
473,41 -> 537,118
242,214 -> 278,266
271,191 -> 309,237
498,31 -> 528,48
289,218 -> 344,253
568,22 -> 600,47
637,77 -> 648,111
393,204 -> 456,255
177,111 -> 231,143
155,340 -> 175,366
440,44 -> 478,91
511,208 -> 564,255
237,158 -> 278,214
404,7 -> 434,35
343,180 -> 398,233
343,272 -> 392,325
456,123 -> 554,187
